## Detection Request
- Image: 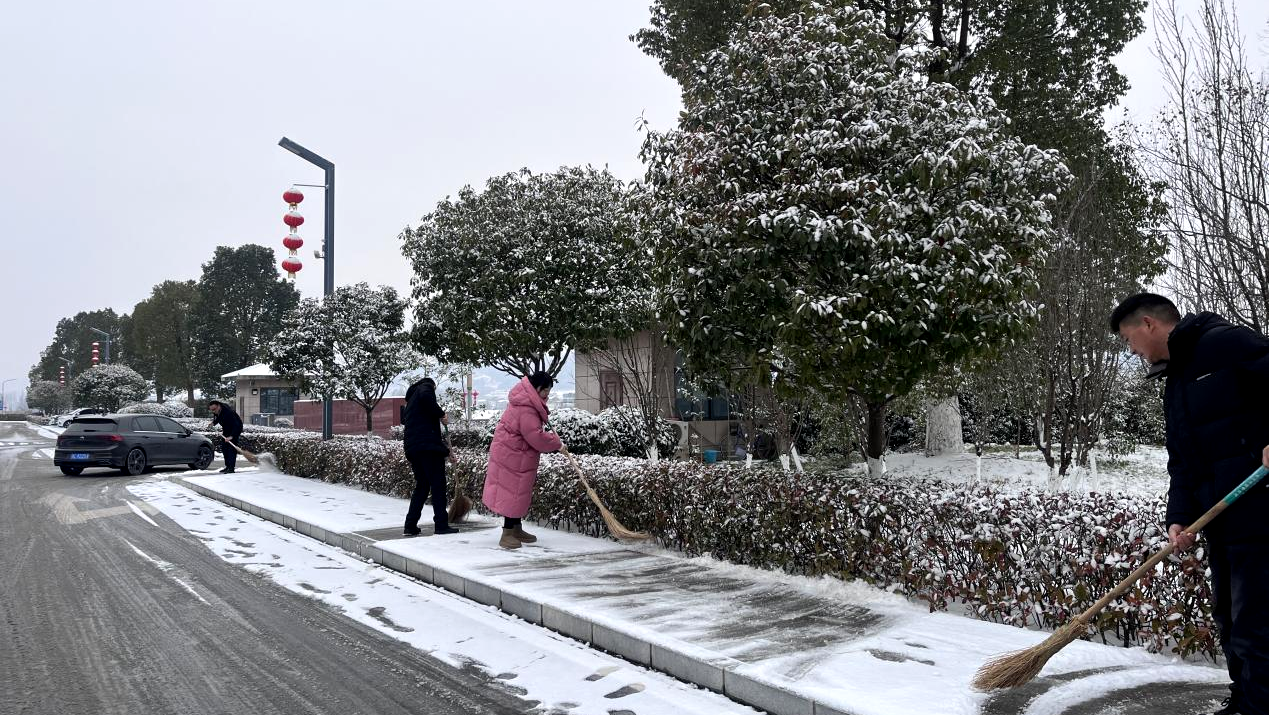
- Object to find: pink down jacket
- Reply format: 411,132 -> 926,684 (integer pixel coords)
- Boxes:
483,377 -> 562,518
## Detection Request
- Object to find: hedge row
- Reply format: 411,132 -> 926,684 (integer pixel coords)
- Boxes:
388,406 -> 681,458
223,430 -> 1218,660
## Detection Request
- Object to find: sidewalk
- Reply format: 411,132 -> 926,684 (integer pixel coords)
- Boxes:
168,470 -> 1231,715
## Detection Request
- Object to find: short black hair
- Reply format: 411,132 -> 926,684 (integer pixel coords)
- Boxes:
207,399 -> 224,408
528,371 -> 554,390
1109,293 -> 1182,333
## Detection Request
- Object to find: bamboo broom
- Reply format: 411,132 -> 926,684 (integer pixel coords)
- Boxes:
973,464 -> 1269,691
560,445 -> 651,541
445,424 -> 473,523
222,436 -> 259,464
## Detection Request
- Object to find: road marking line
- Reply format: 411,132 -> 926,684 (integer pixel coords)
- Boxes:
124,539 -> 209,605
126,499 -> 160,527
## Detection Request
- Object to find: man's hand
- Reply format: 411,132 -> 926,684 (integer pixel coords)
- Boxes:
1262,444 -> 1269,469
1168,523 -> 1196,552
441,413 -> 449,425
448,454 -> 458,466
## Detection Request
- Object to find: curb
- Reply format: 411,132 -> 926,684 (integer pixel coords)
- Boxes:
172,475 -> 855,715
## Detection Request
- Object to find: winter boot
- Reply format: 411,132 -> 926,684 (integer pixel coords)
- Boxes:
512,526 -> 537,543
499,528 -> 522,550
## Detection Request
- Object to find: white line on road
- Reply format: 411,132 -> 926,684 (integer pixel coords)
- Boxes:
126,499 -> 160,527
124,539 -> 209,605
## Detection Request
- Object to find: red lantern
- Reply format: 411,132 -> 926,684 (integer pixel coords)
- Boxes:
281,187 -> 307,280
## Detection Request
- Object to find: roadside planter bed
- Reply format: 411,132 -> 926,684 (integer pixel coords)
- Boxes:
218,429 -> 1219,661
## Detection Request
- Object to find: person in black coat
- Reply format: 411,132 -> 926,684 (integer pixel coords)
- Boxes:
208,400 -> 244,474
1112,293 -> 1269,715
402,377 -> 458,536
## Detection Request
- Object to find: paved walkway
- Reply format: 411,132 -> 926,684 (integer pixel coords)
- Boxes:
170,470 -> 1231,715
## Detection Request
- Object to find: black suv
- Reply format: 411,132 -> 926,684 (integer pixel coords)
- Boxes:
54,415 -> 216,476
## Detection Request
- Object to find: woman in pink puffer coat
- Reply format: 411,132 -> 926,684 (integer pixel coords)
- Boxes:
484,372 -> 561,549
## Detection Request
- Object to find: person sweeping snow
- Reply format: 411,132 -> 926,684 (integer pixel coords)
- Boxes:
402,377 -> 459,537
483,372 -> 561,550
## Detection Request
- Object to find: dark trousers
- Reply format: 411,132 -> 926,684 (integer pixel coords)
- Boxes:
503,517 -> 521,530
220,439 -> 238,471
1209,538 -> 1269,715
404,451 -> 449,531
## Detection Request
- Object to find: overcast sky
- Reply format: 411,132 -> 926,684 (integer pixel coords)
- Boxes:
2,1 -> 1266,406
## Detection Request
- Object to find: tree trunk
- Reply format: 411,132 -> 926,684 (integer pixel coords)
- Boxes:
924,396 -> 963,456
155,384 -> 165,403
365,407 -> 374,435
865,400 -> 888,478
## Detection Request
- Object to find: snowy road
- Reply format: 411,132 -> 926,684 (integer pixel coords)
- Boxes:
0,421 -> 531,715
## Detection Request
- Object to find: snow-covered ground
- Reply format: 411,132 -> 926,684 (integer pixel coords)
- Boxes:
128,478 -> 758,715
867,446 -> 1170,497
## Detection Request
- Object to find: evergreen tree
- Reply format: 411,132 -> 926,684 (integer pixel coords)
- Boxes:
189,245 -> 299,397
401,166 -> 650,379
265,283 -> 417,434
640,4 -> 1069,475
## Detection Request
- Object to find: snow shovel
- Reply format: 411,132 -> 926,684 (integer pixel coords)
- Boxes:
560,444 -> 650,541
973,464 -> 1269,691
445,424 -> 473,523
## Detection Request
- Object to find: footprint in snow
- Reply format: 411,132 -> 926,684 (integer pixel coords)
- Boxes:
586,666 -> 620,682
603,684 -> 644,699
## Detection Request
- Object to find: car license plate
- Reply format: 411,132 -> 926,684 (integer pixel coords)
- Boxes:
71,453 -> 89,460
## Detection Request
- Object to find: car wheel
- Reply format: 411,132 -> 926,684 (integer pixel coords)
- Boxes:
60,465 -> 84,476
190,445 -> 214,470
124,448 -> 147,476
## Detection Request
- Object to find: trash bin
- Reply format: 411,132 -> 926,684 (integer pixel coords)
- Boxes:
703,449 -> 719,464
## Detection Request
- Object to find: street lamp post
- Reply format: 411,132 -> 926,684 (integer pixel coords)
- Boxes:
1,378 -> 16,412
88,327 -> 112,364
278,137 -> 335,440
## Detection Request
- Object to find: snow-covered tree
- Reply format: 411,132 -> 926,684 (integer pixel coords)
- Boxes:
27,380 -> 72,414
265,283 -> 417,434
72,364 -> 148,412
640,4 -> 1069,477
400,166 -> 650,379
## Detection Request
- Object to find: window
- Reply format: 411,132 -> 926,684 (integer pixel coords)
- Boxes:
132,416 -> 162,432
156,417 -> 185,433
672,352 -> 738,420
259,387 -> 299,415
599,371 -> 624,410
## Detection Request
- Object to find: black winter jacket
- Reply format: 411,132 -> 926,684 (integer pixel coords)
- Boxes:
212,406 -> 244,440
1162,312 -> 1269,542
402,382 -> 447,456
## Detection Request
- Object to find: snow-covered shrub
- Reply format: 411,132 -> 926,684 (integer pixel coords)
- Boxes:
388,421 -> 490,448
71,364 -> 148,412
120,401 -> 194,418
547,408 -> 610,453
273,417 -> 293,428
595,406 -> 680,458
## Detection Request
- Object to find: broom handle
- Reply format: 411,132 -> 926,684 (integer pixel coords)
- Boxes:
560,445 -> 592,489
1079,464 -> 1268,620
223,436 -> 249,456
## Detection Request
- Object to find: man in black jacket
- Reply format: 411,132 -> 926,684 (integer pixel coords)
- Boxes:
402,378 -> 458,536
1112,293 -> 1269,715
208,400 -> 244,474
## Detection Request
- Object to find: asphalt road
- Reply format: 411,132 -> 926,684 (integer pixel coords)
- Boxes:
0,420 -> 532,715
